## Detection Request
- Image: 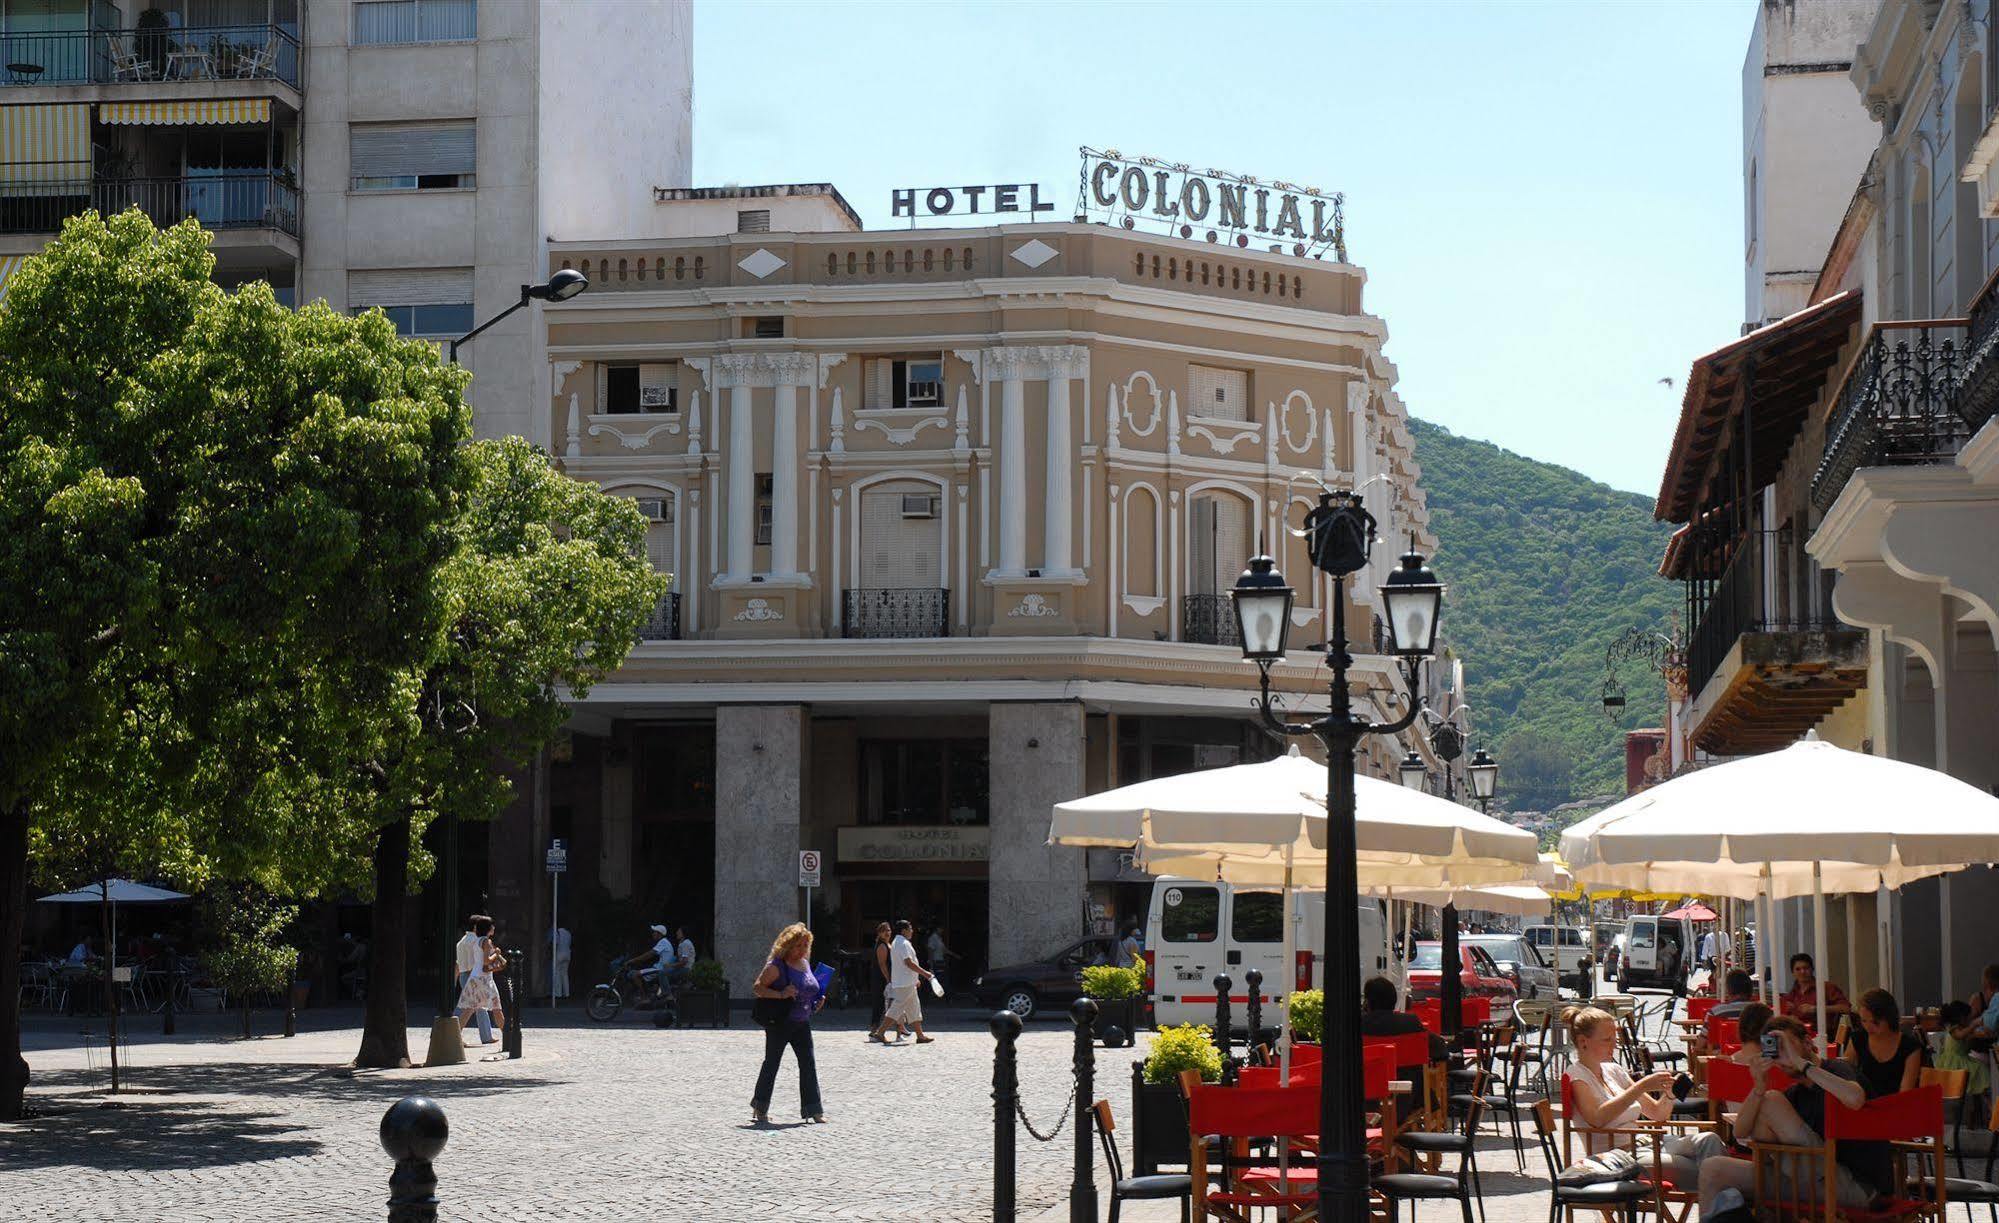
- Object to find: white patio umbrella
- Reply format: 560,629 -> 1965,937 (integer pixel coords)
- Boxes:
1561,731 -> 1999,1031
38,878 -> 191,1092
1370,883 -> 1551,917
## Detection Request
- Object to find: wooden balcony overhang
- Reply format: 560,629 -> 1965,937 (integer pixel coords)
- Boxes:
1657,291 -> 1862,526
1689,626 -> 1869,755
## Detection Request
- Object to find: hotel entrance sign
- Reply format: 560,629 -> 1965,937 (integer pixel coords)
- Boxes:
1074,146 -> 1346,262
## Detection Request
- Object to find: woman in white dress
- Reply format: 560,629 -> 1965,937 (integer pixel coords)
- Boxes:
455,923 -> 505,1041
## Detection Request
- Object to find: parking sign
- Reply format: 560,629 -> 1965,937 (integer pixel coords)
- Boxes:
798,850 -> 821,888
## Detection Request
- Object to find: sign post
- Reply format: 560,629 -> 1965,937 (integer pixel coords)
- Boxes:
546,839 -> 567,1007
798,849 -> 821,926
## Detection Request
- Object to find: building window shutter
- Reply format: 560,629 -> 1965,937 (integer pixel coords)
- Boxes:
1190,498 -> 1218,596
350,121 -> 476,180
638,363 -> 677,411
1189,365 -> 1248,422
860,488 -> 940,588
865,359 -> 893,411
737,209 -> 770,233
348,267 -> 474,308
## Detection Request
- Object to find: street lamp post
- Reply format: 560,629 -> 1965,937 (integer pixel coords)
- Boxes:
1230,491 -> 1443,1223
434,269 -> 589,1014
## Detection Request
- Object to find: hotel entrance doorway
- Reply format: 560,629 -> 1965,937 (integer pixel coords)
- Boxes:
841,879 -> 988,995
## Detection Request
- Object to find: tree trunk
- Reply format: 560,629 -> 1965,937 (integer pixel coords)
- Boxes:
354,814 -> 411,1068
0,804 -> 29,1119
240,998 -> 252,1041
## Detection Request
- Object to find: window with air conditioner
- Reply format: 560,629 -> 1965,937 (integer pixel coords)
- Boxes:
864,355 -> 945,410
1189,364 -> 1249,422
350,121 -> 475,191
899,494 -> 938,519
749,317 -> 784,339
601,362 -> 677,415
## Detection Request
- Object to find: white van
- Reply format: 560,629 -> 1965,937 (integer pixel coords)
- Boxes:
1523,923 -> 1592,986
1616,915 -> 1690,993
1146,877 -> 1389,1030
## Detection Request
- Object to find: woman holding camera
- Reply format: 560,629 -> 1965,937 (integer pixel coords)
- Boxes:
1564,1006 -> 1726,1183
1696,1015 -> 1875,1212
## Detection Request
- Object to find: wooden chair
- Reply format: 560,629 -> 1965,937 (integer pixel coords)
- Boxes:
1185,1080 -> 1320,1222
1703,1056 -> 1795,1141
1749,1084 -> 1947,1223
1560,1073 -> 1718,1223
1093,1099 -> 1193,1223
1376,1076 -> 1485,1223
1531,1099 -> 1653,1223
1920,1068 -> 1970,1177
1915,1094 -> 1999,1223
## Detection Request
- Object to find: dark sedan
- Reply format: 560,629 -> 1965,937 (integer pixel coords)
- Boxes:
972,936 -> 1118,1021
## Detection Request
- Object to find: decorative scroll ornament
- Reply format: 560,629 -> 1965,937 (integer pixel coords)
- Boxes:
1008,593 -> 1060,618
734,598 -> 784,623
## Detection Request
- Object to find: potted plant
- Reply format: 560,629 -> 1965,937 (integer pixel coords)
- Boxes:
1287,988 -> 1324,1046
1130,1022 -> 1223,1176
677,958 -> 729,1027
1081,963 -> 1144,1046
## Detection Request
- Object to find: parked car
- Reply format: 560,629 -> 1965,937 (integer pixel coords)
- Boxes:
1463,933 -> 1558,1000
1404,941 -> 1517,1005
1523,922 -> 1592,987
972,936 -> 1117,1021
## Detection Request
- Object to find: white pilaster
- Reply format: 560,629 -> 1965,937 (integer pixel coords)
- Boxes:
726,383 -> 753,581
711,351 -> 818,584
1044,370 -> 1073,574
999,366 -> 1028,575
772,381 -> 799,576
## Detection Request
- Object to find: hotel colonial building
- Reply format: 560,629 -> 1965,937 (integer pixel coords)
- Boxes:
478,185 -> 1441,985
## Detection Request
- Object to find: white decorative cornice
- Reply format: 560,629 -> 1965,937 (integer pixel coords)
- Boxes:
853,415 -> 952,447
986,344 -> 1089,381
1185,418 -> 1262,455
816,352 -> 849,389
950,348 -> 985,383
711,351 -> 819,389
551,360 -> 584,390
589,416 -> 682,450
685,357 -> 712,391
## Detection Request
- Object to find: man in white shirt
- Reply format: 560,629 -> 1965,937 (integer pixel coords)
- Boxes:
633,923 -> 675,1002
882,919 -> 934,1045
454,915 -> 493,1043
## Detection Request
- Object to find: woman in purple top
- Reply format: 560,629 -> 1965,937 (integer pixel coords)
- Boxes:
751,921 -> 825,1124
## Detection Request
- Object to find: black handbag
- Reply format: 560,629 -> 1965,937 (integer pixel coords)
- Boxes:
752,961 -> 791,1028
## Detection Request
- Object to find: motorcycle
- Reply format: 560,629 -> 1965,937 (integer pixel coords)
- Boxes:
585,955 -> 676,1025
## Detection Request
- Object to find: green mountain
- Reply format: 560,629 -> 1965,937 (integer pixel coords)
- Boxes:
1408,418 -> 1681,811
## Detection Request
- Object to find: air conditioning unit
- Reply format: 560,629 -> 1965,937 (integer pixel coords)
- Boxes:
900,494 -> 938,519
638,363 -> 676,411
635,497 -> 672,523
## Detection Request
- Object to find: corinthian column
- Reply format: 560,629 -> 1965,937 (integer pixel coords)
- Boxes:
771,380 -> 800,577
1043,368 -> 1073,574
726,381 -> 754,581
998,359 -> 1028,575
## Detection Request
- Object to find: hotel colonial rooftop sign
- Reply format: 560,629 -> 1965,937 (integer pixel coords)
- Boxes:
1074,146 -> 1346,262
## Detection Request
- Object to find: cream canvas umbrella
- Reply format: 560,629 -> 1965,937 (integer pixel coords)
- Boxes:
1562,731 -> 1999,1029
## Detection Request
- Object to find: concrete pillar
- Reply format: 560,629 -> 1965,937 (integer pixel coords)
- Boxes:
988,701 -> 1087,966
599,728 -> 634,900
772,381 -> 799,577
714,705 -> 806,990
726,383 -> 754,581
1043,370 -> 1072,574
999,370 -> 1026,575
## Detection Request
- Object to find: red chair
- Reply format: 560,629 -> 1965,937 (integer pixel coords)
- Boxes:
1185,1082 -> 1320,1222
1706,1056 -> 1796,1134
1461,996 -> 1493,1027
1706,1015 -> 1741,1050
1562,1073 -> 1722,1223
1411,998 -> 1443,1033
1687,997 -> 1718,1024
1749,1085 -> 1946,1223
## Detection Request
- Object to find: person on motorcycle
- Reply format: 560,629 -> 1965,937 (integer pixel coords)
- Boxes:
626,923 -> 677,1005
668,925 -> 697,987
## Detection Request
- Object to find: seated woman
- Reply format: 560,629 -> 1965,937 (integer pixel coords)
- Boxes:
1935,1000 -> 1991,1100
1696,1016 -> 1877,1213
1841,988 -> 1924,1099
1563,1006 -> 1725,1185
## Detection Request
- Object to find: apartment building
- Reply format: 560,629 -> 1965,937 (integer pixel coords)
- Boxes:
469,187 -> 1441,987
1657,0 -> 1999,1009
0,0 -> 693,440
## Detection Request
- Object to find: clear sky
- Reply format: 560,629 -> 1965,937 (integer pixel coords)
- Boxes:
692,0 -> 1765,499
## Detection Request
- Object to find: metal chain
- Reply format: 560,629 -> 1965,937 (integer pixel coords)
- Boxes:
1012,1089 -> 1074,1143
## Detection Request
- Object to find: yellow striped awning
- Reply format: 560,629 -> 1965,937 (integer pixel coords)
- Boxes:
0,104 -> 91,185
100,99 -> 271,126
0,255 -> 26,305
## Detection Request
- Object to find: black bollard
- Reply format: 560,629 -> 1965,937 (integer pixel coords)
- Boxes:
284,965 -> 297,1039
1243,968 -> 1265,1061
1070,997 -> 1099,1223
1212,973 -> 1233,1079
500,947 -> 524,1059
380,1096 -> 448,1223
991,1009 -> 1022,1223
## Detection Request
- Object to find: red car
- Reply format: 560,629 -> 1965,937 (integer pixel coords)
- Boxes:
1404,941 -> 1518,1005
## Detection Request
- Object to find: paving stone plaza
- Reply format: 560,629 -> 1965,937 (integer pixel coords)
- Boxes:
3,1006 -> 1564,1222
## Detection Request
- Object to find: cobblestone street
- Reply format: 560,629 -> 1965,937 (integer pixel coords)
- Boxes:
3,1005 -> 1572,1222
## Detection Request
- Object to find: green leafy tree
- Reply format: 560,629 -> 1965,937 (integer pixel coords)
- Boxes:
0,211 -> 469,1118
352,437 -> 664,1067
201,888 -> 300,1040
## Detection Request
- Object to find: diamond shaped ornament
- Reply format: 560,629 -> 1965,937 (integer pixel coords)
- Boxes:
1008,239 -> 1058,269
737,248 -> 787,279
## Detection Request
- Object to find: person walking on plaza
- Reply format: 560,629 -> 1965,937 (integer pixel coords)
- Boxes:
867,922 -> 902,1043
455,916 -> 504,1044
750,921 -> 826,1124
883,919 -> 934,1045
551,924 -> 571,1001
924,925 -> 957,999
455,915 -> 495,1043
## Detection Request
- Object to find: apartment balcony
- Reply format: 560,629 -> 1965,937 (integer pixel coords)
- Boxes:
841,588 -> 948,639
1957,268 -> 1999,439
637,592 -> 681,641
0,174 -> 298,248
0,25 -> 300,92
1812,320 -> 1971,513
1181,593 -> 1241,647
1685,531 -> 1867,755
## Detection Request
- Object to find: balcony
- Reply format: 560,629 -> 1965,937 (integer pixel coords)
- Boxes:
0,174 -> 299,239
1685,531 -> 1867,755
842,588 -> 948,639
1812,320 -> 1971,512
638,592 -> 681,641
0,25 -> 299,89
1181,593 -> 1241,647
1958,267 -> 1999,438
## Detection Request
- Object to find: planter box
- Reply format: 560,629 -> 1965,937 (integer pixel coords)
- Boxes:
1088,995 -> 1141,1046
678,988 -> 729,1028
1130,1061 -> 1192,1177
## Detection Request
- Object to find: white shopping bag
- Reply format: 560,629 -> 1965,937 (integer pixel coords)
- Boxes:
927,976 -> 944,998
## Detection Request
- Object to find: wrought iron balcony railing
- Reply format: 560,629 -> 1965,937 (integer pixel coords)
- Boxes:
842,588 -> 948,638
0,25 -> 300,88
1811,320 -> 1969,512
638,592 -> 681,641
0,174 -> 300,238
1685,529 -> 1842,698
1960,266 -> 1999,437
1181,593 -> 1242,647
